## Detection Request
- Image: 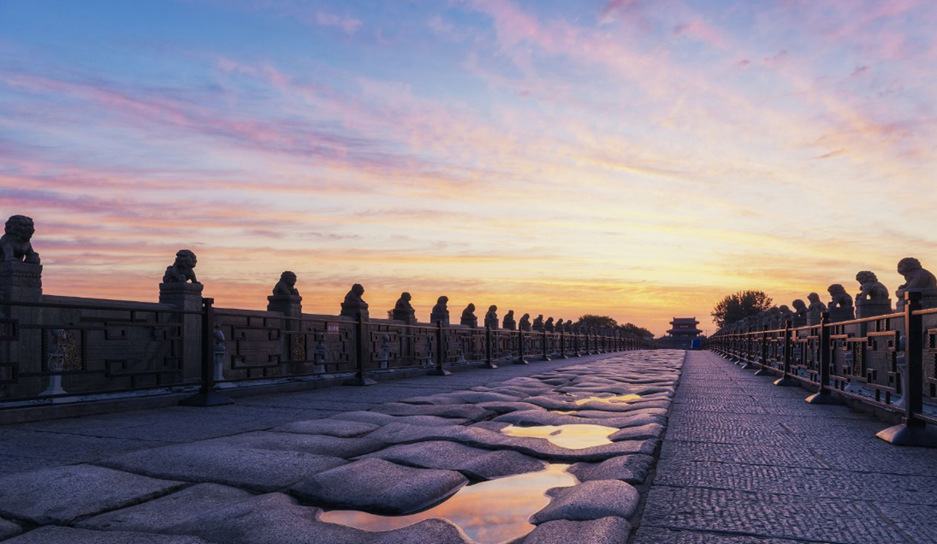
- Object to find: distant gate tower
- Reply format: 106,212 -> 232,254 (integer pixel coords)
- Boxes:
666,317 -> 702,349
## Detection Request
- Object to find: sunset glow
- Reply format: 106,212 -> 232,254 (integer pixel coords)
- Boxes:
2,0 -> 935,335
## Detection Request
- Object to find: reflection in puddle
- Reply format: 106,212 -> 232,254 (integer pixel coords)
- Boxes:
500,424 -> 617,449
573,393 -> 642,405
319,464 -> 575,544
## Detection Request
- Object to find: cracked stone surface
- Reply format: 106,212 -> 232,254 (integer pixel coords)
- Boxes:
201,431 -> 386,458
529,480 -> 640,524
522,516 -> 632,544
291,458 -> 468,515
0,465 -> 183,525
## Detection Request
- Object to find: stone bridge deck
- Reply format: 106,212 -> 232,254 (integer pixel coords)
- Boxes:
0,350 -> 934,544
635,351 -> 937,544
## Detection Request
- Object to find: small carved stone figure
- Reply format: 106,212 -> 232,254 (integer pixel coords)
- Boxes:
1,215 -> 40,264
430,296 -> 450,326
566,320 -> 576,333
854,271 -> 892,317
340,283 -> 369,319
555,319 -> 565,331
519,313 -> 532,331
162,250 -> 199,284
806,292 -> 827,326
533,315 -> 544,331
896,257 -> 937,309
461,303 -> 478,328
827,284 -> 855,322
778,305 -> 794,327
545,317 -> 555,332
393,292 -> 416,324
484,305 -> 499,330
503,310 -> 517,330
792,299 -> 808,327
273,271 -> 299,296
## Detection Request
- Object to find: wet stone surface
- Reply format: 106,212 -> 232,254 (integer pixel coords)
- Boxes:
0,350 -> 685,543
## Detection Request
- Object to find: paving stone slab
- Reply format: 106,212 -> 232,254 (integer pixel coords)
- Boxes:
653,459 -> 937,505
523,516 -> 631,544
568,454 -> 655,484
272,419 -> 380,438
530,481 -> 640,524
0,465 -> 182,525
369,403 -> 494,421
78,483 -> 253,533
97,443 -> 346,492
202,431 -> 386,458
0,428 -> 170,463
658,440 -> 827,469
362,422 -> 657,462
369,518 -> 474,544
641,485 -> 908,543
360,441 -> 544,481
402,391 -> 525,405
874,502 -> 937,544
632,527 -> 808,544
329,411 -> 470,427
0,518 -> 21,541
291,458 -> 468,515
163,493 -> 367,544
3,527 -> 210,544
493,409 -> 665,429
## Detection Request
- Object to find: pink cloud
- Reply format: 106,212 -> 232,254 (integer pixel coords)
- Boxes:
315,11 -> 362,35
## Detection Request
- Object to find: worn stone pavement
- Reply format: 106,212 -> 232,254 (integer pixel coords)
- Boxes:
634,350 -> 937,544
0,351 -> 685,544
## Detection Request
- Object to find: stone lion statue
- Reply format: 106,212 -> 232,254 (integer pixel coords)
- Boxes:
273,271 -> 299,296
555,318 -> 565,329
807,292 -> 827,313
544,317 -> 555,332
1,215 -> 40,264
461,303 -> 477,327
432,296 -> 448,313
519,313 -> 532,331
778,305 -> 794,325
162,250 -> 198,283
827,284 -> 853,309
896,257 -> 937,297
344,284 -> 366,306
395,292 -> 413,312
792,299 -> 807,320
855,271 -> 888,302
484,305 -> 499,329
503,310 -> 516,330
533,315 -> 544,330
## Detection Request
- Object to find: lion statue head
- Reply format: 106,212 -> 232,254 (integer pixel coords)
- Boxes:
1,215 -> 41,264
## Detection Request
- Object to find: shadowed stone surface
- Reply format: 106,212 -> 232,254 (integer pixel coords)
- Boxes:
0,465 -> 183,525
634,350 -> 937,544
328,411 -> 471,427
523,516 -> 631,544
569,454 -> 655,484
369,403 -> 494,421
291,458 -> 468,515
162,493 -> 363,544
0,518 -> 21,541
97,444 -> 346,492
3,527 -> 210,544
360,440 -> 544,481
530,480 -> 640,524
202,431 -> 386,458
273,419 -> 380,438
77,484 -> 252,533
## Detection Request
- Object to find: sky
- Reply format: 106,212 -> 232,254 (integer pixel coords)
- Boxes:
1,0 -> 936,336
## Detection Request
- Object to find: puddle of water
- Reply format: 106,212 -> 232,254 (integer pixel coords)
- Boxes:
319,464 -> 576,544
573,393 -> 642,406
500,423 -> 617,449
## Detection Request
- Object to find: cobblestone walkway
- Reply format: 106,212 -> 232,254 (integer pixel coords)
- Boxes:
0,351 -> 685,544
633,351 -> 937,544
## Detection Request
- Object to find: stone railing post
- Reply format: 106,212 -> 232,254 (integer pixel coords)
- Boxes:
180,298 -> 233,406
159,279 -> 203,382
